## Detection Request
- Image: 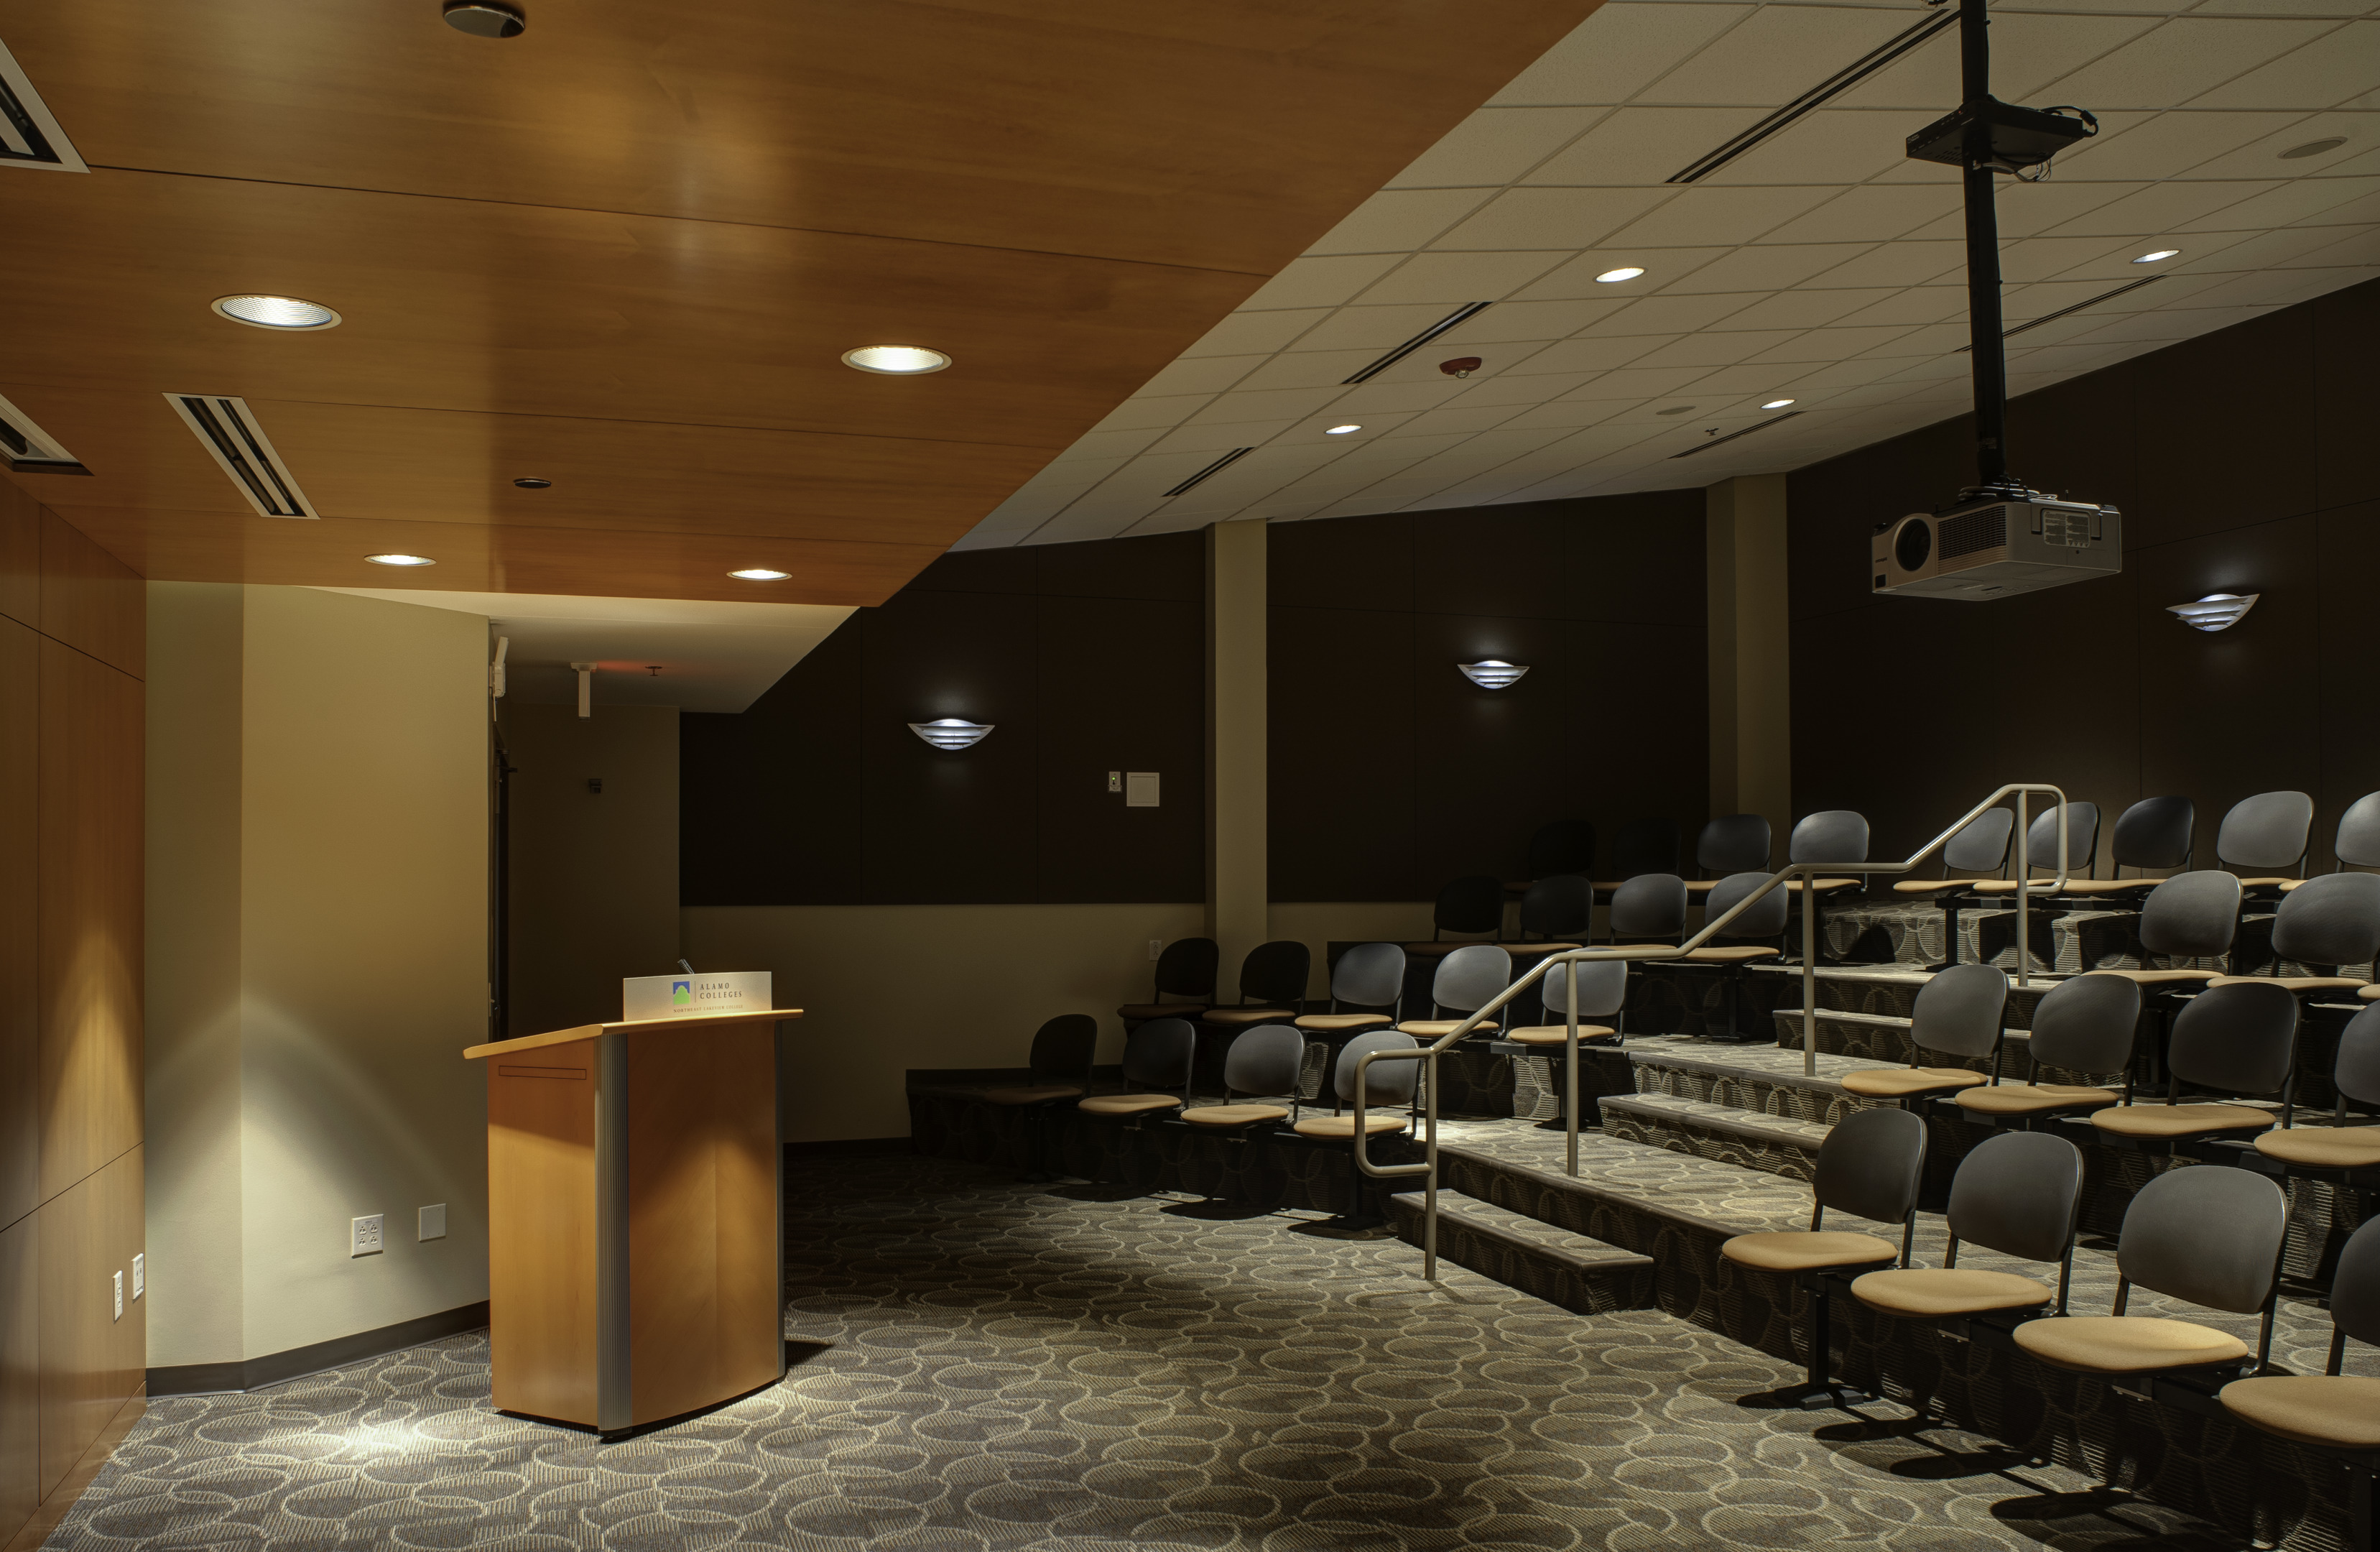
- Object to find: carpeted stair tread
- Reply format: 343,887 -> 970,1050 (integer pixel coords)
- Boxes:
1387,1188 -> 1654,1274
1598,1093 -> 1831,1153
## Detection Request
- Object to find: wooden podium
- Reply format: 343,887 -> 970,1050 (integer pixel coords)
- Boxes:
463,1007 -> 800,1432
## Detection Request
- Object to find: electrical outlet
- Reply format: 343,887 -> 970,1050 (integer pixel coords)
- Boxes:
131,1253 -> 144,1300
112,1270 -> 123,1321
419,1204 -> 448,1241
1148,939 -> 1162,961
351,1214 -> 384,1257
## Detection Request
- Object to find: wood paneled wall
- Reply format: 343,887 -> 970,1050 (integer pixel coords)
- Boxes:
1787,276 -> 2380,867
0,478 -> 145,1547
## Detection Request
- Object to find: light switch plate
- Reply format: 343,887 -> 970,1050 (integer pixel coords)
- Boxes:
112,1270 -> 123,1321
1107,771 -> 1121,793
351,1214 -> 384,1257
1125,772 -> 1159,808
419,1204 -> 448,1241
131,1252 -> 144,1300
1149,939 -> 1162,961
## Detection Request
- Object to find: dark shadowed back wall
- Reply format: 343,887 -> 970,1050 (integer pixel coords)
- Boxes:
1788,275 -> 2380,872
1270,491 -> 1710,902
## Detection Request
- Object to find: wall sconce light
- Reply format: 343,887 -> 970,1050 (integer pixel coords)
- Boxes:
1457,660 -> 1529,689
909,719 -> 993,749
2167,593 -> 2258,632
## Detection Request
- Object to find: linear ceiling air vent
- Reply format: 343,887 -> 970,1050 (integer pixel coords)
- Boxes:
1341,302 -> 1494,384
1954,275 -> 2163,351
1161,447 -> 1254,499
164,394 -> 321,518
1667,10 -> 1958,185
0,38 -> 90,173
0,390 -> 87,474
1669,410 -> 1803,458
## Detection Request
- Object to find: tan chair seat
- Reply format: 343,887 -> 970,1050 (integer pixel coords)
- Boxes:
2280,879 -> 2309,892
1955,1082 -> 2119,1117
1179,1103 -> 1289,1129
1397,1019 -> 1499,1037
1294,1012 -> 1392,1033
1508,942 -> 1582,954
2208,975 -> 2364,993
1505,1025 -> 1617,1045
1973,877 -> 2144,895
1840,1066 -> 1989,1097
1683,880 -> 1722,894
2235,877 -> 2299,889
1677,946 -> 1783,963
1720,1230 -> 1898,1272
2365,984 -> 2380,1002
2014,1314 -> 2250,1374
2091,1102 -> 2274,1139
2255,1125 -> 2380,1169
1851,1267 -> 2053,1318
2083,968 -> 2226,986
1784,879 -> 1861,892
1078,1093 -> 1183,1116
984,1084 -> 1084,1106
1292,1113 -> 1409,1139
1118,1002 -> 1204,1020
1201,1007 -> 1292,1025
1892,879 -> 1991,895
2221,1375 -> 2380,1450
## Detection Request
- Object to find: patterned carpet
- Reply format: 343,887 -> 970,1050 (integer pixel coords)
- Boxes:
45,1153 -> 2256,1551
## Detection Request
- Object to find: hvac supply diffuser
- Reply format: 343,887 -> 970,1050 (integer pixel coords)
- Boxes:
1870,0 -> 2123,602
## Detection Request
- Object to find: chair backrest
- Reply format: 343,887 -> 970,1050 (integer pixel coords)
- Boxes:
1238,940 -> 1312,1007
2118,1165 -> 2287,1314
2028,974 -> 2141,1078
1539,958 -> 1628,1020
1153,938 -> 1218,1000
1703,870 -> 1789,938
2271,872 -> 2380,969
1335,1030 -> 1420,1107
1608,873 -> 1687,939
2333,1215 -> 2380,1349
1948,1131 -> 2084,1265
1432,943 -> 1511,1013
2137,870 -> 2242,960
1221,1024 -> 1305,1099
1432,875 -> 1505,937
1027,1014 -> 1098,1084
2167,979 -> 2300,1097
2333,1003 -> 2380,1109
2338,792 -> 2380,872
1121,1017 -> 1195,1089
2025,801 -> 2101,874
1519,875 -> 1593,939
1813,1107 -> 1927,1225
1698,813 -> 1772,875
1789,810 -> 1869,865
2111,795 -> 2193,873
1943,808 -> 2016,875
1329,941 -> 1407,1008
1525,820 -> 1596,880
1909,963 -> 2009,1061
2218,790 -> 2315,874
1611,817 -> 1680,879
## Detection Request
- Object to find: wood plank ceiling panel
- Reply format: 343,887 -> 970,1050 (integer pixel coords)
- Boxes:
0,0 -> 1601,603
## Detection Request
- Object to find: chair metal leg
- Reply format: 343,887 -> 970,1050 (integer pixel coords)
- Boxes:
1779,1275 -> 1880,1410
2351,1459 -> 2376,1552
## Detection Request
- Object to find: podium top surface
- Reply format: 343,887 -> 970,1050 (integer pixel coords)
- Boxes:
463,1008 -> 802,1061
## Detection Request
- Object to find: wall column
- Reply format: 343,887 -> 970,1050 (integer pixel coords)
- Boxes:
1706,475 -> 1792,848
1205,519 -> 1267,973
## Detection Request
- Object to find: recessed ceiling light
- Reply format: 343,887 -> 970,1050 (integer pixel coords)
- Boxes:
442,1 -> 526,37
513,477 -> 551,489
2279,137 -> 2347,160
729,568 -> 790,581
1325,424 -> 1362,435
365,553 -> 435,568
2131,249 -> 2181,264
211,294 -> 341,331
1594,267 -> 1645,284
1654,405 -> 1697,417
1762,398 -> 1797,410
842,346 -> 951,375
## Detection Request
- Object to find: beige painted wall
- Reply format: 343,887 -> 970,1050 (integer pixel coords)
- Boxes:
502,703 -> 680,1037
147,584 -> 491,1366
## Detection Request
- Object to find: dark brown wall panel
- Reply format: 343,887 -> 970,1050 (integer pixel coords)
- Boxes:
0,483 -> 38,633
0,1212 -> 33,1538
2320,502 -> 2380,840
1269,605 -> 1418,902
2315,284 -> 2380,514
2134,307 -> 2318,551
35,511 -> 142,683
0,616 -> 36,1232
34,1146 -> 142,1498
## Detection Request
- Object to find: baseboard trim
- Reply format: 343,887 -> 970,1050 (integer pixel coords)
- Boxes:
147,1300 -> 490,1398
784,1137 -> 913,1158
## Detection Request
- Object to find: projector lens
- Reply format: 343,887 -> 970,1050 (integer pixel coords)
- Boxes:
1894,519 -> 1932,573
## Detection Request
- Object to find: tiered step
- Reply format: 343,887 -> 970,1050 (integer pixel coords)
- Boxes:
1386,1188 -> 1656,1316
1601,1039 -> 1894,1180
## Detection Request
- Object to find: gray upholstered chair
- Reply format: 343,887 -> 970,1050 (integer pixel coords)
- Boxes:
1955,971 -> 2140,1122
1296,1030 -> 1422,1228
1786,809 -> 1869,959
2208,873 -> 2380,998
2090,978 -> 2298,1146
1720,1107 -> 1927,1407
1117,938 -> 1217,1024
1606,872 -> 1687,949
1079,1017 -> 1196,1119
2220,1214 -> 2380,1523
1178,1024 -> 1306,1132
1515,875 -> 1592,944
1980,794 -> 2190,902
1672,869 -> 1790,1041
2254,1002 -> 2380,1175
1501,958 -> 1629,1048
2219,789 -> 2317,890
1408,874 -> 1506,961
1891,807 -> 2015,899
1294,941 -> 1404,1038
1396,943 -> 1511,1038
2085,870 -> 2243,988
984,1014 -> 1099,1107
1851,1130 -> 2084,1324
2330,791 -> 2380,874
1960,802 -> 2103,966
1839,963 -> 2009,1102
1198,940 -> 1312,1030
1684,813 -> 1771,901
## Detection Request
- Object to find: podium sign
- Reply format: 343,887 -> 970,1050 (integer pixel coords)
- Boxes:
622,970 -> 772,1022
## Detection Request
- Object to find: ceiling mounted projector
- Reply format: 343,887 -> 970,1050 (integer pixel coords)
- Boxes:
1872,495 -> 2121,600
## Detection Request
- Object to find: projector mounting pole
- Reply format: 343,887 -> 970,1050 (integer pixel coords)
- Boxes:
1954,0 -> 2025,502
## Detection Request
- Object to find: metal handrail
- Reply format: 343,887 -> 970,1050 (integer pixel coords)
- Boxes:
1351,783 -> 2070,1280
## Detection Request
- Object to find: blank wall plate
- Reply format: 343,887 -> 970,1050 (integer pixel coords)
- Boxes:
131,1252 -> 144,1299
351,1214 -> 384,1257
419,1204 -> 448,1241
1125,772 -> 1160,808
112,1270 -> 122,1321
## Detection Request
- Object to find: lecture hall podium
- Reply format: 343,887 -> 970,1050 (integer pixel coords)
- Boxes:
463,1007 -> 800,1432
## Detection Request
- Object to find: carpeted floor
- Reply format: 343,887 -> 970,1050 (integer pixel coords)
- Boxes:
47,1153 -> 2251,1550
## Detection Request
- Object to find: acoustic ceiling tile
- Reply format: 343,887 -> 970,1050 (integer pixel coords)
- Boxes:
1557,364 -> 1717,399
2044,180 -> 2284,238
1602,184 -> 1840,246
1268,411 -> 1421,445
2001,236 -> 2137,283
1448,370 -> 1601,407
1968,181 -> 2154,241
1129,354 -> 1263,397
2192,21 -> 2380,107
1578,292 -> 1761,336
1430,186 -> 1675,251
1330,378 -> 1475,413
1661,242 -> 1878,292
2031,18 -> 2337,109
1395,403 -> 1534,438
1644,5 -> 1924,104
2185,111 -> 2380,177
1516,246 -> 1729,297
1507,333 -> 1680,374
1742,323 -> 1922,362
1831,14 -> 2164,109
1231,350 -> 1394,392
1711,287 -> 1899,330
2182,175 -> 2380,233
1669,361 -> 1807,395
1292,304 -> 1476,353
1182,387 -> 1346,425
1443,298 -> 1633,343
1634,329 -> 1806,367
1235,254 -> 1407,310
1496,397 -> 1629,432
1491,3 -> 1756,107
1354,250 -> 1573,304
1142,419 -> 1301,456
1701,110 -> 1921,188
1387,107 -> 1612,188
1759,184 -> 1965,244
1088,395 -> 1213,433
1305,189 -> 1503,256
1828,286 -> 1968,327
2060,109 -> 2307,180
1061,428 -> 1167,461
1523,107 -> 1767,185
1179,309 -> 1330,359
1854,320 -> 1968,356
1804,239 -> 1965,287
